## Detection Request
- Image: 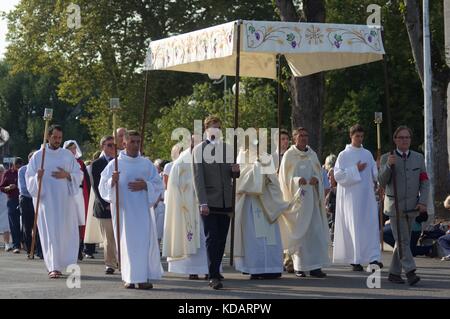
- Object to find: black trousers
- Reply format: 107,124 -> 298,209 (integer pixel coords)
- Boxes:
202,213 -> 230,279
19,195 -> 42,256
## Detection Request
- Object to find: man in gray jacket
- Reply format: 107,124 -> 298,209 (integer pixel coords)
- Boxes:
378,126 -> 429,285
192,115 -> 240,290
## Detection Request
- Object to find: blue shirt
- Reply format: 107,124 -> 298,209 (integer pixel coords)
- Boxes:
18,165 -> 31,198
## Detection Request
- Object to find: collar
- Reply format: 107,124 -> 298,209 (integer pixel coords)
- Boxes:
395,149 -> 410,158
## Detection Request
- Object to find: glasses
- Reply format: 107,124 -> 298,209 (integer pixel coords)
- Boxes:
395,136 -> 411,140
104,143 -> 114,147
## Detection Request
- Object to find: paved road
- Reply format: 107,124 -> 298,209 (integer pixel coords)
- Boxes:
0,247 -> 449,299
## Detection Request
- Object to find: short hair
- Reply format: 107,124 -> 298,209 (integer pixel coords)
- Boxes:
393,125 -> 413,139
204,115 -> 222,129
48,124 -> 63,135
280,129 -> 290,138
100,135 -> 114,147
349,124 -> 364,136
124,130 -> 140,140
292,127 -> 308,138
0,164 -> 4,172
14,157 -> 23,166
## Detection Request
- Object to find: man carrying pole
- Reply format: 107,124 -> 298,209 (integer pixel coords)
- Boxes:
99,130 -> 164,289
26,120 -> 83,279
378,126 -> 429,286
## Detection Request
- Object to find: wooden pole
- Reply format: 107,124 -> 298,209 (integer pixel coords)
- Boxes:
391,150 -> 403,260
139,71 -> 150,153
376,120 -> 384,252
277,54 -> 282,173
29,109 -> 53,259
111,102 -> 121,271
230,20 -> 241,267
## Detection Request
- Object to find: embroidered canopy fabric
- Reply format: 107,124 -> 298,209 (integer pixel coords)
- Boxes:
144,20 -> 385,79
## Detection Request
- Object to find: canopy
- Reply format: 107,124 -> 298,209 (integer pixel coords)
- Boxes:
144,20 -> 385,79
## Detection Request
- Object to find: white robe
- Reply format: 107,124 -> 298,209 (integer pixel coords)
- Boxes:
279,146 -> 330,272
234,150 -> 285,274
26,146 -> 82,272
99,151 -> 164,284
163,149 -> 208,275
83,186 -> 103,244
333,144 -> 380,264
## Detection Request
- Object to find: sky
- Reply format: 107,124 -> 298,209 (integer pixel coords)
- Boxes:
0,0 -> 20,59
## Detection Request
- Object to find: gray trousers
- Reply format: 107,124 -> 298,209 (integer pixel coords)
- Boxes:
389,213 -> 417,275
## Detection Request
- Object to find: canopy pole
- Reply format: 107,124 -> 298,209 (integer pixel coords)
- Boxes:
140,71 -> 150,153
277,54 -> 282,172
230,20 -> 241,267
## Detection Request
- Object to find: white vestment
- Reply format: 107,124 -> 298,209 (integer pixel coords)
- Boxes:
99,151 -> 164,284
279,146 -> 330,272
333,144 -> 381,264
26,146 -> 82,272
234,150 -> 287,274
163,149 -> 208,275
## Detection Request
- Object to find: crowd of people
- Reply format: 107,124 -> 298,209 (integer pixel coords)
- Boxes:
1,115 -> 449,291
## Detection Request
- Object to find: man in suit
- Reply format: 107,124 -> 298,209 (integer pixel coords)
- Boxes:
192,115 -> 240,290
378,126 -> 429,286
92,135 -> 118,274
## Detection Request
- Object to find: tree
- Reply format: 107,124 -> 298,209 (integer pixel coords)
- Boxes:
275,0 -> 326,157
402,0 -> 449,204
151,78 -> 277,160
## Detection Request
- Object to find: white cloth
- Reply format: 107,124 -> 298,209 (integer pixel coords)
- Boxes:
163,149 -> 208,275
151,202 -> 165,241
234,197 -> 283,274
333,144 -> 381,264
278,146 -> 330,272
99,151 -> 164,283
63,140 -> 82,159
83,187 -> 103,244
0,192 -> 9,233
26,145 -> 82,272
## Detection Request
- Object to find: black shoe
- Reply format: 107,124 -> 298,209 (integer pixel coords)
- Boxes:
189,274 -> 199,280
219,274 -> 224,280
309,269 -> 327,278
250,274 -> 263,280
295,271 -> 306,278
85,254 -> 95,259
406,270 -> 420,286
105,267 -> 115,275
208,279 -> 223,290
388,273 -> 405,284
351,264 -> 363,271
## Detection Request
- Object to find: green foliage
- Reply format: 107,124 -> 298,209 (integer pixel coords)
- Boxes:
150,78 -> 277,160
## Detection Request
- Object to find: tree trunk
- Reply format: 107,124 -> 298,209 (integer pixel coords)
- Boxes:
275,0 -> 326,158
403,0 -> 450,207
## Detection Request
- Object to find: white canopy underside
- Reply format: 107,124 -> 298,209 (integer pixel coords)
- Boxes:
145,20 -> 385,79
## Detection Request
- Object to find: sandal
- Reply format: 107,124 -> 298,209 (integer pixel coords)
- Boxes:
48,271 -> 61,279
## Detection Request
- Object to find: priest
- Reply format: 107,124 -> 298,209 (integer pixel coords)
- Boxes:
278,128 -> 330,278
163,135 -> 208,279
332,124 -> 382,271
234,141 -> 288,279
99,130 -> 164,289
26,124 -> 82,279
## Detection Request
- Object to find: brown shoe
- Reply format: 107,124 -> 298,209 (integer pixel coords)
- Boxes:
388,273 -> 405,284
137,282 -> 153,289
